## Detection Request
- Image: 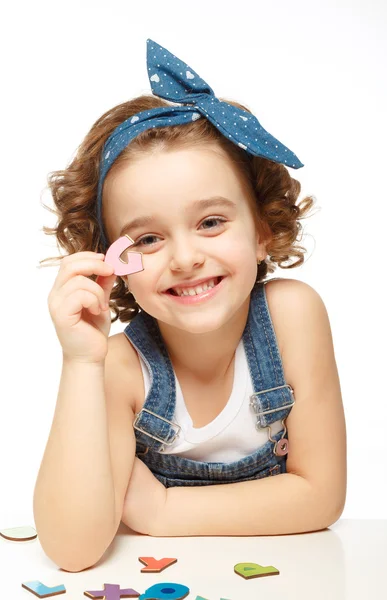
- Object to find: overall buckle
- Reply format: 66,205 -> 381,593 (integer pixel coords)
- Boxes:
133,408 -> 181,446
250,384 -> 295,427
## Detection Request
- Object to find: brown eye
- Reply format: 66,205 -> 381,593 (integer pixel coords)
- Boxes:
134,234 -> 161,247
134,217 -> 226,248
200,217 -> 226,229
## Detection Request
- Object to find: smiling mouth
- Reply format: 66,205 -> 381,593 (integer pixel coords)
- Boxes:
166,276 -> 224,296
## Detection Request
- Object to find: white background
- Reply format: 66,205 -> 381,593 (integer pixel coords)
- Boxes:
0,0 -> 386,531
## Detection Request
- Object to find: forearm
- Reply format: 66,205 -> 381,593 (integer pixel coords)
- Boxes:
33,359 -> 117,571
154,472 -> 338,537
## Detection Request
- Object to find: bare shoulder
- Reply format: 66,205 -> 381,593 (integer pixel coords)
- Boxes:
105,332 -> 144,414
263,277 -> 326,361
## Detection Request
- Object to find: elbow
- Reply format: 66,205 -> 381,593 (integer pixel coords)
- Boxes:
34,517 -> 121,573
325,483 -> 347,528
301,477 -> 346,533
33,492 -> 121,572
312,491 -> 346,531
316,506 -> 344,532
57,559 -> 99,573
325,499 -> 346,529
301,506 -> 343,535
52,559 -> 95,573
37,535 -> 104,573
39,542 -> 112,573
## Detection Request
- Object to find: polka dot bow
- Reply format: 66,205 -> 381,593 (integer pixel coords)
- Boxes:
96,38 -> 304,250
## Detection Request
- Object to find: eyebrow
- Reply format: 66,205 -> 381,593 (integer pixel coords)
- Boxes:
118,196 -> 237,237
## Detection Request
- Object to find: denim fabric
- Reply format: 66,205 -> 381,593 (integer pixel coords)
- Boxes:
123,281 -> 295,488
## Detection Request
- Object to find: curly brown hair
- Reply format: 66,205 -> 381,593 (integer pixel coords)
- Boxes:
40,94 -> 318,324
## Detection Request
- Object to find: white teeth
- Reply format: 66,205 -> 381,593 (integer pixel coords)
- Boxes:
173,278 -> 218,296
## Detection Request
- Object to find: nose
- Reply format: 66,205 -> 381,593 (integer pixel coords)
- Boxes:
169,235 -> 205,272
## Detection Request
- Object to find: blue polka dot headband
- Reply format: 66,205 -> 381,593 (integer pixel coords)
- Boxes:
96,38 -> 304,251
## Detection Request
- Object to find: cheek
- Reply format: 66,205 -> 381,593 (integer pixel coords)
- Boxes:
217,235 -> 256,267
126,259 -> 160,291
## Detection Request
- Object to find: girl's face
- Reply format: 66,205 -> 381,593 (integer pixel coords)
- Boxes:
103,144 -> 266,334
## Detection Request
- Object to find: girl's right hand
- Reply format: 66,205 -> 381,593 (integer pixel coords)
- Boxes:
47,252 -> 118,364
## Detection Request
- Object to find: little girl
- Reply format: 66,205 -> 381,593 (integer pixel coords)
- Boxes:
33,39 -> 347,572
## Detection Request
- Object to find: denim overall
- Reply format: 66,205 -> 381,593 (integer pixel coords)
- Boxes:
123,280 -> 295,488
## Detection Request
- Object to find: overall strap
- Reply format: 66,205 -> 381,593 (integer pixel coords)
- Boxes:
243,282 -> 295,431
124,310 -> 180,451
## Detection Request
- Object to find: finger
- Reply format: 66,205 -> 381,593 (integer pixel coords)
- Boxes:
95,273 -> 117,306
53,257 -> 114,293
64,289 -> 101,318
56,274 -> 108,311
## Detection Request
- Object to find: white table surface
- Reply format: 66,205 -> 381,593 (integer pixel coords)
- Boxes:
1,519 -> 385,599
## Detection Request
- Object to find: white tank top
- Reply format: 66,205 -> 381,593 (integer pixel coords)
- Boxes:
136,339 -> 283,462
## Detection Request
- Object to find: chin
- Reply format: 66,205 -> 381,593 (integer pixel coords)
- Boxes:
155,312 -> 235,336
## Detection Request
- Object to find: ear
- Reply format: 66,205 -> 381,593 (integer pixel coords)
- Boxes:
255,233 -> 268,262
